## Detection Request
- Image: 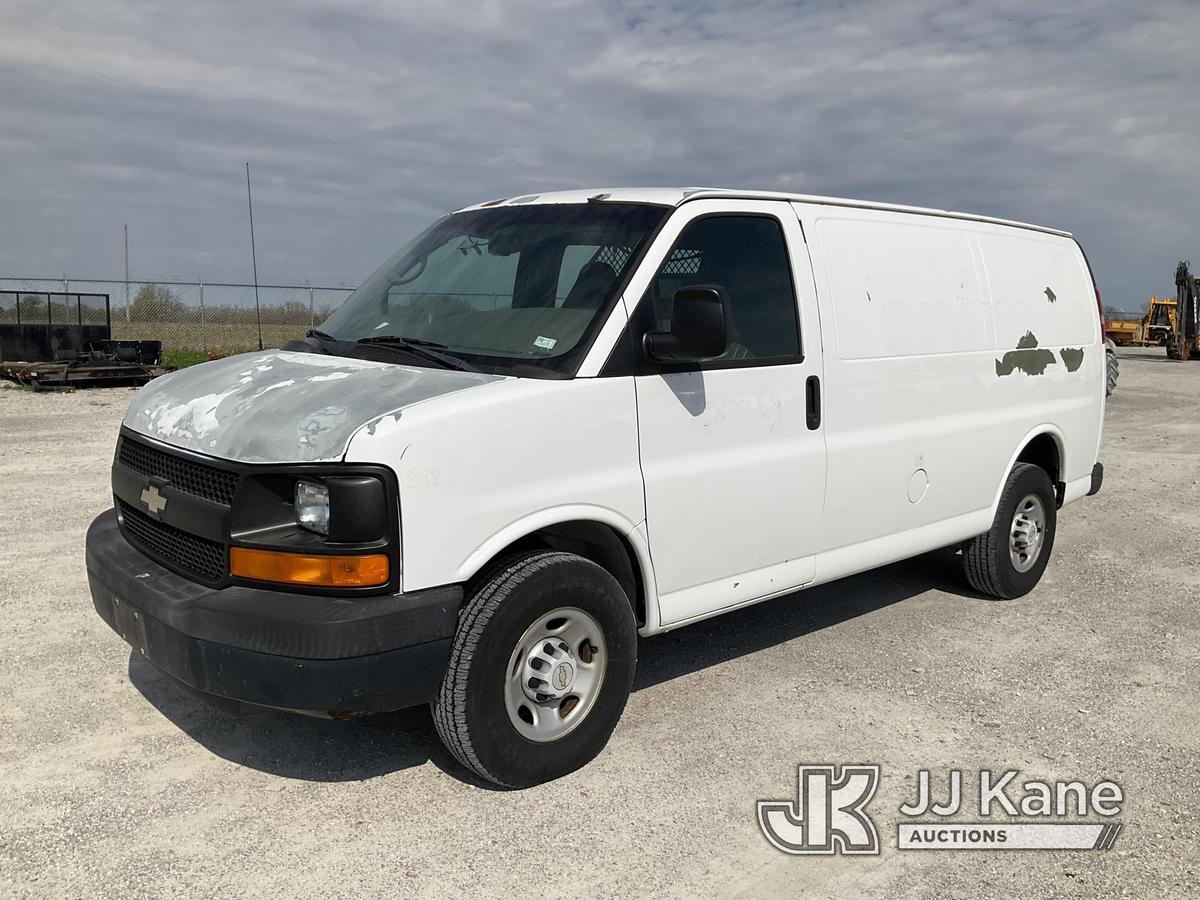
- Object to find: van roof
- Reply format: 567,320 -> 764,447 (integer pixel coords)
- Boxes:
454,188 -> 1072,238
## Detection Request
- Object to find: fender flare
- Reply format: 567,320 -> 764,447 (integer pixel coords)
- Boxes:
988,425 -> 1066,516
455,504 -> 661,632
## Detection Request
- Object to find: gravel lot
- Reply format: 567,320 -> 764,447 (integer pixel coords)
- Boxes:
1,348 -> 1197,898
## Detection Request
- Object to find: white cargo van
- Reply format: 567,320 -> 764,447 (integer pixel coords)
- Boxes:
86,188 -> 1105,787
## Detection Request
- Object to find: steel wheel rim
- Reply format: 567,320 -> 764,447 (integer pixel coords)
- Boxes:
1009,493 -> 1046,573
504,607 -> 607,743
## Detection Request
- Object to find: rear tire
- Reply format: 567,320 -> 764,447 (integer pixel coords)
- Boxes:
1105,340 -> 1119,397
962,463 -> 1057,599
432,551 -> 637,788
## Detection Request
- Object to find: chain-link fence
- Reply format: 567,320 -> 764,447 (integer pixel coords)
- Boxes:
0,276 -> 356,367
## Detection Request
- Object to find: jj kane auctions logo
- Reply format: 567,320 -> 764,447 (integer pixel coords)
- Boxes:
758,765 -> 1124,854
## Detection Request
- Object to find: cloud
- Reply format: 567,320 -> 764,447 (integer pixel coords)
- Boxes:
1,0 -> 1197,307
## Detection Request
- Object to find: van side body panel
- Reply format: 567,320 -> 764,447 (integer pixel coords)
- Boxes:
974,223 -> 1105,493
795,201 -> 1102,587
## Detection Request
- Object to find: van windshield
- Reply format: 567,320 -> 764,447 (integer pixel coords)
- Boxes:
319,203 -> 667,376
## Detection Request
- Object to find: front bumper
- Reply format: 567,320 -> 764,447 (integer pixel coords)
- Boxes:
86,509 -> 462,715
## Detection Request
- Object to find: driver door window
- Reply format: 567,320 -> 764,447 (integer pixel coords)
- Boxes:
641,215 -> 801,363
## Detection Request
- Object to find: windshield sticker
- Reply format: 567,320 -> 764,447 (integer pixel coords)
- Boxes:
534,336 -> 557,351
373,321 -> 390,330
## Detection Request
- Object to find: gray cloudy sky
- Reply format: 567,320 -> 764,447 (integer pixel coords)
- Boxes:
2,0 -> 1198,308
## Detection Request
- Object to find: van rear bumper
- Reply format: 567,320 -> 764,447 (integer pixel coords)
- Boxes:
85,509 -> 462,715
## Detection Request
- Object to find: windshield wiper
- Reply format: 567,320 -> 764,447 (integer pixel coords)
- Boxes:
283,328 -> 341,355
358,334 -> 448,350
356,335 -> 478,372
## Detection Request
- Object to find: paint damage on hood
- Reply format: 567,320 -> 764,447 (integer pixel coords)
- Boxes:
124,350 -> 503,463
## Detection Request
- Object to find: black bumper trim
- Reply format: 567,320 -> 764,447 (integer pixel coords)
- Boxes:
86,509 -> 462,713
1088,462 -> 1104,496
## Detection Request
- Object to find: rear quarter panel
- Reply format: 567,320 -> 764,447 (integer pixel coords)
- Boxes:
975,224 -> 1104,494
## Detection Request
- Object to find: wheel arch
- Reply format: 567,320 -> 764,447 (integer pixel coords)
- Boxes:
992,426 -> 1067,513
456,506 -> 657,629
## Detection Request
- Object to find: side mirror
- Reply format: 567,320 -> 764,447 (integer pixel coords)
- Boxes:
643,285 -> 730,362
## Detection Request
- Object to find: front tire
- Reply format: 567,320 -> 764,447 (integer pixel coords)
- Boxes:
432,551 -> 637,788
962,463 -> 1057,599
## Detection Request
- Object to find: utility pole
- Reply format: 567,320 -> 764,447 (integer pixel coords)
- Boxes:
124,224 -> 130,322
245,162 -> 264,351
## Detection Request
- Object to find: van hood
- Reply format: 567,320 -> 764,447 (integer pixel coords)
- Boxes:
124,350 -> 504,464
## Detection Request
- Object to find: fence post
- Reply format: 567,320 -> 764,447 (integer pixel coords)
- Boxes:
199,282 -> 207,356
308,282 -> 314,327
124,224 -> 130,322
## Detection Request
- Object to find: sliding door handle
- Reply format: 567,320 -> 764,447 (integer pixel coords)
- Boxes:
805,375 -> 821,430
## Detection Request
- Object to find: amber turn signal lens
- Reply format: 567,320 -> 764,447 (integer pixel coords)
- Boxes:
230,547 -> 389,587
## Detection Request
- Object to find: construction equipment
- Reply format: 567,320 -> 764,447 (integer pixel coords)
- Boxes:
1167,260 -> 1200,360
1105,338 -> 1119,397
1102,261 -> 1200,361
1105,296 -> 1176,347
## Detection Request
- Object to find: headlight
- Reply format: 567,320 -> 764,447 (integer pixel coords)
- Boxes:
295,480 -> 330,535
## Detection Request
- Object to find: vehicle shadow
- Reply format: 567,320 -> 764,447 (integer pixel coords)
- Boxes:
128,654 -> 442,782
1115,352 -> 1181,364
632,545 -> 971,692
128,547 -> 977,785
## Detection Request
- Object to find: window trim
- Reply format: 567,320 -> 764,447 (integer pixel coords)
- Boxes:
608,211 -> 806,376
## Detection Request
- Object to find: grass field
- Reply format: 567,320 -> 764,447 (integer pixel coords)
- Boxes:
108,320 -> 313,364
162,349 -> 210,369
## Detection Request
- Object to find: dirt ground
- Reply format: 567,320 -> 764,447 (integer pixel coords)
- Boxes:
0,347 -> 1197,899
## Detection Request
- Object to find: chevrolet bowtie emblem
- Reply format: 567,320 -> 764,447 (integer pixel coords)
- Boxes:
140,485 -> 167,516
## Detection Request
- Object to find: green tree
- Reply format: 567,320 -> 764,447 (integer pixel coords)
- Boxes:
129,284 -> 189,322
17,294 -> 47,323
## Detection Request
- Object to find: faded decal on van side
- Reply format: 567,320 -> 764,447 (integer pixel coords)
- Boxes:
1059,348 -> 1085,372
1044,287 -> 1057,303
995,331 -> 1057,376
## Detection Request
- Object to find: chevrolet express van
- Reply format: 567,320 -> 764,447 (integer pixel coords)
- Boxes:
86,188 -> 1105,787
